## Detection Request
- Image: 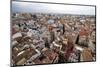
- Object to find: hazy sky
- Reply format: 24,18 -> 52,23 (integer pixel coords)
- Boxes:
12,1 -> 95,15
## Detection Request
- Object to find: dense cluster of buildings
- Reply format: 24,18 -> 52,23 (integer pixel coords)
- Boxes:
11,13 -> 96,66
